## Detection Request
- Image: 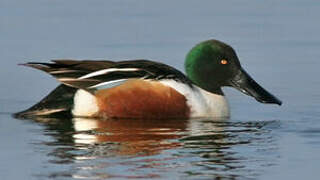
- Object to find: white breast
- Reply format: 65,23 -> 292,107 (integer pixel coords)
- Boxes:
160,80 -> 230,118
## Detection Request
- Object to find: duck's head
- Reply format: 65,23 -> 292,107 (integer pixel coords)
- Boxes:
185,39 -> 282,105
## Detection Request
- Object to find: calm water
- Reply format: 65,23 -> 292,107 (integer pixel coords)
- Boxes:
1,0 -> 320,179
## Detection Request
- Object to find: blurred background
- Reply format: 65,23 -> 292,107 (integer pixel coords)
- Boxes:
1,0 -> 319,180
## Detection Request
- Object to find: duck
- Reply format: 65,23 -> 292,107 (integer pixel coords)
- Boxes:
15,39 -> 282,119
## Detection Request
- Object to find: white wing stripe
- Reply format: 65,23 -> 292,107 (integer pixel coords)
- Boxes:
50,70 -> 80,74
58,78 -> 79,81
89,79 -> 128,89
79,68 -> 141,79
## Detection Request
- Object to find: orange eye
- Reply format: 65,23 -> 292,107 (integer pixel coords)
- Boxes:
221,59 -> 228,65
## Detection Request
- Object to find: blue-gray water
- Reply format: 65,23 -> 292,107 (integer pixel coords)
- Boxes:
1,0 -> 320,179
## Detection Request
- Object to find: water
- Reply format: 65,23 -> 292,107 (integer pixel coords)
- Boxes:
1,0 -> 320,179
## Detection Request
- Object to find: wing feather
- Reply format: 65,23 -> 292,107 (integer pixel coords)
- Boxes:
22,59 -> 193,93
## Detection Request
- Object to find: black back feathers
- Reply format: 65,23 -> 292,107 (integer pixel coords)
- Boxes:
22,59 -> 193,91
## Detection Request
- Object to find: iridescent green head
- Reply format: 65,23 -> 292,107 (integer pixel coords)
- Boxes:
185,39 -> 282,105
185,39 -> 241,94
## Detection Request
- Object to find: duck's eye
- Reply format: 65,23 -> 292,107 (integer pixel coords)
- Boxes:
220,59 -> 228,65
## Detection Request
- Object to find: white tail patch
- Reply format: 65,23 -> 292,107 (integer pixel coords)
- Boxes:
72,89 -> 99,117
79,68 -> 141,79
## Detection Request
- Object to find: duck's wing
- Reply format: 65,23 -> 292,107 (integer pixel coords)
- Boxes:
21,60 -> 116,90
22,59 -> 193,92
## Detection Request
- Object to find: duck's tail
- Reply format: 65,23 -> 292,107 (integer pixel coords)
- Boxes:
13,84 -> 76,119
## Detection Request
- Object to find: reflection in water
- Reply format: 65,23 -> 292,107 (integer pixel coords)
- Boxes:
19,116 -> 279,179
72,117 -> 187,156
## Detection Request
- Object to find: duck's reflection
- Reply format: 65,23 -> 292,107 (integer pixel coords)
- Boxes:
17,115 -> 277,179
72,117 -> 189,156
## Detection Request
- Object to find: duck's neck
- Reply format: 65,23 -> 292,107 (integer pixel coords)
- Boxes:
195,87 -> 230,118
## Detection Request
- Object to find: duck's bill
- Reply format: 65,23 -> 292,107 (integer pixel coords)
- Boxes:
229,68 -> 282,105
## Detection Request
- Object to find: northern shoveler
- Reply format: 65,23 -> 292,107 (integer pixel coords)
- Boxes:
15,39 -> 281,119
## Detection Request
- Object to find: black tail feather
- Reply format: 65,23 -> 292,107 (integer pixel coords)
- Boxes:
14,84 -> 76,119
